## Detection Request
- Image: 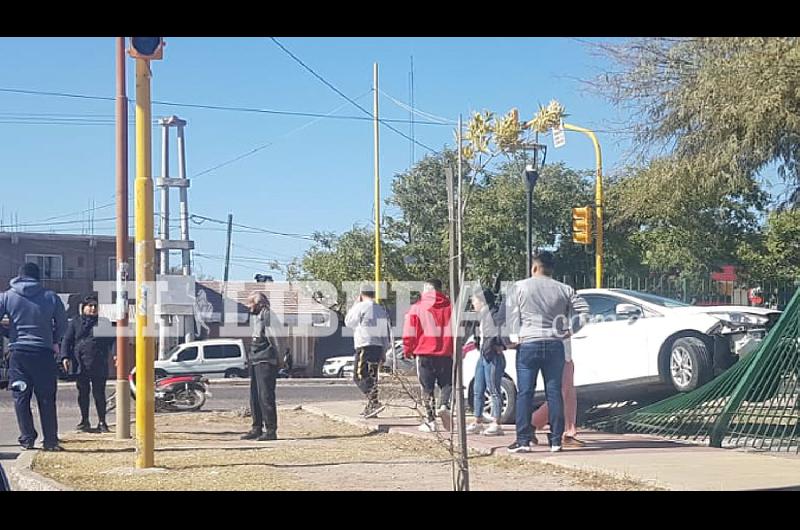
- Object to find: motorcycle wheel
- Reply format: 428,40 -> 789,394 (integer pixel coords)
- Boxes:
166,385 -> 206,412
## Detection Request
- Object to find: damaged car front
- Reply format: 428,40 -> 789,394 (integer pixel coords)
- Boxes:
704,307 -> 781,371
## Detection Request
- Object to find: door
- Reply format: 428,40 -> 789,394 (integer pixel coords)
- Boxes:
571,294 -> 651,386
202,343 -> 244,374
171,346 -> 200,374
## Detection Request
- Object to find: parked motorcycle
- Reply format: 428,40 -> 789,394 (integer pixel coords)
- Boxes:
128,368 -> 210,412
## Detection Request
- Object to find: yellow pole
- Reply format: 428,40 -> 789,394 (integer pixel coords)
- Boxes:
134,58 -> 155,468
373,63 -> 381,302
563,123 -> 603,288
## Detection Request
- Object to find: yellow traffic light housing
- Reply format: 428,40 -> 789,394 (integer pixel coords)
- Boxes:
128,37 -> 164,60
572,206 -> 593,245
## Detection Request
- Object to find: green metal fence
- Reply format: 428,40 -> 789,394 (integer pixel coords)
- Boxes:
560,274 -> 798,311
590,287 -> 800,453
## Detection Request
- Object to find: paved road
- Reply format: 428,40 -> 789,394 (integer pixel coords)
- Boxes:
0,380 -> 362,462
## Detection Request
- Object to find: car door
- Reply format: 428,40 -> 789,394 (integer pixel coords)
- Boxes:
570,294 -> 651,386
171,345 -> 200,375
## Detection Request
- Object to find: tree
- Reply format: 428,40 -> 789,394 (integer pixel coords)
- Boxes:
739,209 -> 800,281
602,159 -> 768,279
589,37 -> 800,207
464,161 -> 594,283
383,150 -> 460,282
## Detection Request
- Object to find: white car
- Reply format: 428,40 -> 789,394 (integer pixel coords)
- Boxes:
154,339 -> 248,379
322,356 -> 354,378
381,340 -> 417,375
463,288 -> 781,424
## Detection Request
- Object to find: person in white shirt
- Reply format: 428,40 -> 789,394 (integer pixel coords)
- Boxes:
345,283 -> 391,418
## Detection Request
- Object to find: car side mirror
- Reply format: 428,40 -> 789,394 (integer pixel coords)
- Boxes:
616,303 -> 642,319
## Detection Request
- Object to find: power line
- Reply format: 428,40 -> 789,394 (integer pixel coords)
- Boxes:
268,38 -> 437,153
0,86 -> 447,126
191,93 -> 368,180
379,88 -> 456,125
189,213 -> 315,241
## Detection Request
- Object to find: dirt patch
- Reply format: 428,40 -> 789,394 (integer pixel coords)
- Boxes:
32,409 -> 659,490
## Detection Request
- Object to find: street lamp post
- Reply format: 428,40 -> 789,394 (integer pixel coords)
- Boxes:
523,163 -> 540,275
519,142 -> 546,275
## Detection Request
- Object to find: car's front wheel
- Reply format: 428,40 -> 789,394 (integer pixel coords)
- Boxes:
470,377 -> 517,425
668,336 -> 712,392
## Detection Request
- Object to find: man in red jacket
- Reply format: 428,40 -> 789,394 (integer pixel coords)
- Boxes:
403,279 -> 453,432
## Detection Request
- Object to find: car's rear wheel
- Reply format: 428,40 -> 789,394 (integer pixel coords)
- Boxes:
668,337 -> 712,392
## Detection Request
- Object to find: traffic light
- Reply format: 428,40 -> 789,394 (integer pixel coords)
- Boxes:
572,206 -> 593,245
128,37 -> 164,60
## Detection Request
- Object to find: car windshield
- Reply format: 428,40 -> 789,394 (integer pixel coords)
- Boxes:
165,344 -> 183,358
613,289 -> 690,308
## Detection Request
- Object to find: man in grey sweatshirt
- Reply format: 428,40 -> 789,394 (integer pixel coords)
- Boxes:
0,263 -> 67,451
345,283 -> 391,418
506,252 -> 588,453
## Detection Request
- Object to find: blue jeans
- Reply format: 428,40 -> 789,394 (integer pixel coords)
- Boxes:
9,349 -> 59,448
473,353 -> 506,421
514,340 -> 565,447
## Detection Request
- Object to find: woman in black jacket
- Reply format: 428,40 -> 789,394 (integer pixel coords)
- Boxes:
61,295 -> 115,433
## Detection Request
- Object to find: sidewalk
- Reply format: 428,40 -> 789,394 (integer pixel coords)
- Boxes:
303,399 -> 800,491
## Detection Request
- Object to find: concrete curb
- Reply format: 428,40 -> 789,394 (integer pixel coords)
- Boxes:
5,450 -> 73,491
299,403 -> 495,453
216,378 -> 355,387
299,404 -> 382,434
57,377 -> 353,388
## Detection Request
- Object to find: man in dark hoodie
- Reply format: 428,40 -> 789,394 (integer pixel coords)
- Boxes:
402,278 -> 453,433
0,263 -> 67,451
61,294 -> 115,433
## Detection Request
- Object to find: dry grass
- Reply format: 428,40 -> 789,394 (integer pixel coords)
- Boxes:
32,409 -> 660,491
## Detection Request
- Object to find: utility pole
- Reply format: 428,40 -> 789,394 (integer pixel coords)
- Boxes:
373,62 -> 381,302
223,213 -> 233,291
130,36 -> 164,469
114,37 -> 131,440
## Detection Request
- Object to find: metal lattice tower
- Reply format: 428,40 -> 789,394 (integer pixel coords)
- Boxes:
156,116 -> 195,359
592,287 -> 800,453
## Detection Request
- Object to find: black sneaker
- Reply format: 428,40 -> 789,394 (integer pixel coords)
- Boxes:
96,422 -> 110,433
76,421 -> 92,433
507,441 -> 532,454
257,431 -> 277,441
20,442 -> 35,451
240,429 -> 262,440
42,445 -> 65,452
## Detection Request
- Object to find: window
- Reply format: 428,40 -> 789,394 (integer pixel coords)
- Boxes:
582,295 -> 623,322
176,347 -> 198,362
24,254 -> 63,280
614,289 -> 689,308
77,256 -> 84,268
204,344 -> 241,359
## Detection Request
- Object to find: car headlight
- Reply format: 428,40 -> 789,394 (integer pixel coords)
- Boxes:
709,312 -> 769,326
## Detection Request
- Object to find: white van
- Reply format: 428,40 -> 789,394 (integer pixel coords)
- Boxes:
154,339 -> 248,379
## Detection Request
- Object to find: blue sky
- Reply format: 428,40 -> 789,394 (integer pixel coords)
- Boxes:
0,37 -> 641,280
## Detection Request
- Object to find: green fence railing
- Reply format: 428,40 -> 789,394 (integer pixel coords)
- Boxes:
590,287 -> 800,453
